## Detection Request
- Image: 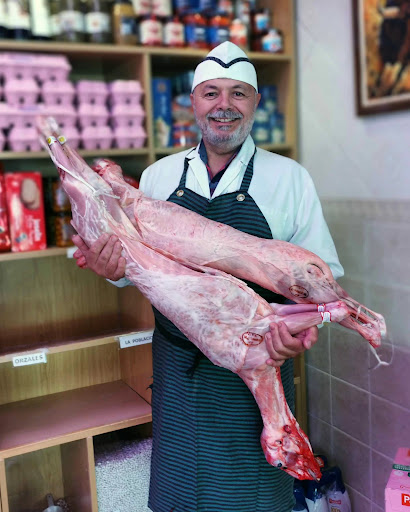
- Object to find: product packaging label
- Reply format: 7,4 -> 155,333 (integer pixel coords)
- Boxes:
5,172 -> 47,252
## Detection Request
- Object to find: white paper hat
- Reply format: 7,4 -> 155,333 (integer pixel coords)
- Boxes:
191,42 -> 258,92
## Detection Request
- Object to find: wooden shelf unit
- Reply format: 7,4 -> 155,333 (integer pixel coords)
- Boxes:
0,1 -> 303,510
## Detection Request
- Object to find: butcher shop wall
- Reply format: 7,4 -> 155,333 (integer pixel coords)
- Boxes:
296,1 -> 410,511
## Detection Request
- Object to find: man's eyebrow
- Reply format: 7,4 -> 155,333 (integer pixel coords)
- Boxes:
202,84 -> 248,91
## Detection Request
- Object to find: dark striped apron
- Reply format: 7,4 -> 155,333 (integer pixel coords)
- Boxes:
148,150 -> 295,512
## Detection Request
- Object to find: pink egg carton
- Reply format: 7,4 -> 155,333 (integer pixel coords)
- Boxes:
0,53 -> 71,82
60,125 -> 81,150
41,80 -> 76,106
81,126 -> 113,150
77,103 -> 110,129
0,102 -> 18,129
13,104 -> 48,129
108,80 -> 144,106
113,126 -> 146,149
0,129 -> 5,151
110,103 -> 146,128
8,126 -> 42,152
76,80 -> 109,106
42,105 -> 77,128
4,78 -> 40,107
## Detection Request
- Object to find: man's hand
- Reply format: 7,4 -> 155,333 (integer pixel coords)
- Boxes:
264,322 -> 318,367
72,233 -> 126,281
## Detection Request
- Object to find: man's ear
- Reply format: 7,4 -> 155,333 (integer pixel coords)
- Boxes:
255,93 -> 262,108
190,92 -> 194,107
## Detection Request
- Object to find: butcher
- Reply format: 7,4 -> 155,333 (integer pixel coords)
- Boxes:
73,42 -> 344,512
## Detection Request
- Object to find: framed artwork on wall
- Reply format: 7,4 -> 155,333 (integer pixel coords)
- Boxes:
353,0 -> 410,115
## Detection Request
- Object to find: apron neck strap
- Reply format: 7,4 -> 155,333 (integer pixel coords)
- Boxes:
239,148 -> 257,193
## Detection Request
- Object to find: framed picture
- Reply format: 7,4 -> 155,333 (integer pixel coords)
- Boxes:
353,0 -> 410,115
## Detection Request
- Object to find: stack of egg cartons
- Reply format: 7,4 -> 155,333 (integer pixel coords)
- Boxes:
109,80 -> 146,149
0,53 -> 72,152
76,80 -> 112,150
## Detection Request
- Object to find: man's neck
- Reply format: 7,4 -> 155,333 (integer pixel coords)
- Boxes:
202,141 -> 240,178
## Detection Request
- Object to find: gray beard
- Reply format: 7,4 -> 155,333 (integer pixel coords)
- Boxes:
194,108 -> 256,152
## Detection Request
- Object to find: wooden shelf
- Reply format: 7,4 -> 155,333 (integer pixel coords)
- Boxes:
0,147 -> 149,160
0,380 -> 152,458
0,39 -> 291,61
0,246 -> 71,262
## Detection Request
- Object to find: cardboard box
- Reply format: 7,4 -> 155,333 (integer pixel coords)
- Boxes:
385,448 -> 410,511
5,172 -> 47,252
152,78 -> 172,147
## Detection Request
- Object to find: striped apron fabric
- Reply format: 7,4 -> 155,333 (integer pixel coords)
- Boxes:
148,150 -> 296,512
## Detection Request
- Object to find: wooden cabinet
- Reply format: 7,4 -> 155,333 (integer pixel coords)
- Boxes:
0,1 -> 305,509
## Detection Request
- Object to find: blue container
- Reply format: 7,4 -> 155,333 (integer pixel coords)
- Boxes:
152,78 -> 173,147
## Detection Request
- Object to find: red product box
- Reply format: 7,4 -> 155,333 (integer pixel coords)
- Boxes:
5,172 -> 47,252
0,170 -> 11,252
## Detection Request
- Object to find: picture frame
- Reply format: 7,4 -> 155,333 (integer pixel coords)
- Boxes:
352,0 -> 410,115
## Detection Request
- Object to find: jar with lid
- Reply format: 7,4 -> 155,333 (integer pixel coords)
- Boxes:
139,13 -> 162,46
0,0 -> 8,38
251,7 -> 270,35
131,0 -> 151,17
261,28 -> 283,53
151,0 -> 171,18
50,0 -> 62,40
112,0 -> 137,45
163,15 -> 185,47
85,0 -> 112,43
208,12 -> 230,49
29,0 -> 52,40
229,18 -> 248,50
59,0 -> 86,42
183,12 -> 208,49
6,0 -> 31,40
216,0 -> 233,19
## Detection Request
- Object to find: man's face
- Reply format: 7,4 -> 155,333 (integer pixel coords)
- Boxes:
191,78 -> 261,152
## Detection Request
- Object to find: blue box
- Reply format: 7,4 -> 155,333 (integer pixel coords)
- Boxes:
152,78 -> 173,147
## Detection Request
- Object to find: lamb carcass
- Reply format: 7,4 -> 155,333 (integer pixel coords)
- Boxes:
91,158 -> 386,348
38,117 -> 350,480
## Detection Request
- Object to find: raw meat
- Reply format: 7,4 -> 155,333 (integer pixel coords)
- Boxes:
93,158 -> 386,348
38,117 -> 350,480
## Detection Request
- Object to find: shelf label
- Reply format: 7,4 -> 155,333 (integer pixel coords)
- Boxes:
118,330 -> 153,349
13,351 -> 47,367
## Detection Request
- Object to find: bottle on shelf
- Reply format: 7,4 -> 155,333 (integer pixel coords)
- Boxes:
29,0 -> 52,40
163,15 -> 185,47
139,13 -> 162,46
112,0 -> 138,45
208,12 -> 230,49
85,0 -> 112,43
151,0 -> 171,18
6,0 -> 31,40
49,0 -> 63,40
229,18 -> 248,50
131,0 -> 151,17
183,11 -> 208,49
0,0 -> 9,38
58,0 -> 86,42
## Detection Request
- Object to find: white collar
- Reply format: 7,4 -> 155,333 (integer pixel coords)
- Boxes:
186,136 -> 256,199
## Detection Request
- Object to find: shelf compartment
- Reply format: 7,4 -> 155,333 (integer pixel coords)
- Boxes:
1,437 -> 97,512
0,148 -> 149,161
0,380 -> 152,459
0,40 -> 292,61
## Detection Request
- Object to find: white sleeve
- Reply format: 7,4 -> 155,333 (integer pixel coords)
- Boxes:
289,174 -> 344,280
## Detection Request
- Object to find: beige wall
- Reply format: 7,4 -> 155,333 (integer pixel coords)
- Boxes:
296,2 -> 410,511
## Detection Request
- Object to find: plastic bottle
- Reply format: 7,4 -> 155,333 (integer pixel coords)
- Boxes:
59,0 -> 86,42
293,482 -> 308,512
85,0 -> 112,43
112,0 -> 137,45
305,480 -> 328,512
151,0 -> 171,18
324,467 -> 352,512
29,0 -> 52,40
6,0 -> 31,39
